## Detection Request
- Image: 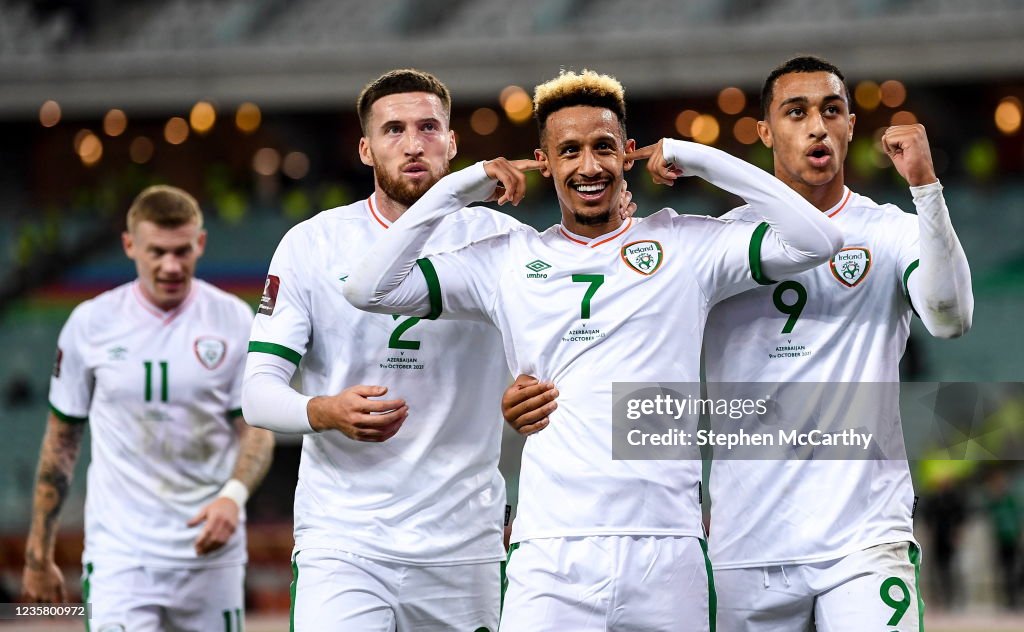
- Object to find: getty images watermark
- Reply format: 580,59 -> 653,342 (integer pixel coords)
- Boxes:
612,382 -> 1024,460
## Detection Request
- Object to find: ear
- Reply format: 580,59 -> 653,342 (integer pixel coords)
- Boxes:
757,119 -> 773,149
447,129 -> 457,161
358,136 -> 374,167
623,138 -> 637,171
847,112 -> 856,142
122,231 -> 135,259
534,148 -> 551,178
195,230 -> 207,258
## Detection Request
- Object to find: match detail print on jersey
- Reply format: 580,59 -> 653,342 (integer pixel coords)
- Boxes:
621,240 -> 664,276
830,247 -> 872,288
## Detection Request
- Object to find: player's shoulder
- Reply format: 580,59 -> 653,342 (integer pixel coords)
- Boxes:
193,279 -> 255,319
846,190 -> 911,222
280,200 -> 371,245
62,282 -> 134,333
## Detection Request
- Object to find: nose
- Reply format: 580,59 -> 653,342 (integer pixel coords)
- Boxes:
579,148 -> 601,176
160,254 -> 183,275
809,112 -> 828,139
403,130 -> 424,157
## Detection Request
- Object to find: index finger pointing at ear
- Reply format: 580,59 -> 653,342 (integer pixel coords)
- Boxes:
509,159 -> 545,173
624,144 -> 658,162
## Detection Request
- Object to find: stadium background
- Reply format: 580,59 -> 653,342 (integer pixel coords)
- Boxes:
0,0 -> 1022,629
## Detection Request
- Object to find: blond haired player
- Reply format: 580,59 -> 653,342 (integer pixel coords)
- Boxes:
22,185 -> 274,631
504,57 -> 973,631
344,69 -> 843,631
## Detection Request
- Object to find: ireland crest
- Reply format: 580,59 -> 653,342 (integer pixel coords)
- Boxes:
621,240 -> 664,276
830,247 -> 871,287
194,337 -> 227,370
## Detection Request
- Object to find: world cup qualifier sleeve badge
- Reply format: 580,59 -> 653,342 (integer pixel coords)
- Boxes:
830,247 -> 872,287
621,240 -> 664,275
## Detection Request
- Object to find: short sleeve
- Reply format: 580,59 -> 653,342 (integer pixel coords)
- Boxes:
48,304 -> 93,423
675,215 -> 763,305
421,231 -> 512,323
248,228 -> 312,366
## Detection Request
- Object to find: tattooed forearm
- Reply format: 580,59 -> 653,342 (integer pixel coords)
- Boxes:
230,420 -> 274,492
25,416 -> 85,565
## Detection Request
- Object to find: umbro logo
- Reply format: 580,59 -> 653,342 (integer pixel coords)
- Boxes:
525,259 -> 551,279
107,346 -> 128,361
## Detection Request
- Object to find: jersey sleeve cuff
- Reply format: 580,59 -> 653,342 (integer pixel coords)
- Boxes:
248,341 -> 302,366
749,222 -> 777,285
416,258 -> 443,320
49,402 -> 88,424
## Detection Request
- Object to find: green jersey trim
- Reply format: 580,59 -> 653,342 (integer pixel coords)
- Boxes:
416,258 -> 443,320
289,553 -> 299,632
910,543 -> 925,630
228,408 -> 243,420
49,402 -> 87,424
902,259 -> 921,316
749,222 -> 776,286
700,539 -> 717,632
248,341 -> 302,366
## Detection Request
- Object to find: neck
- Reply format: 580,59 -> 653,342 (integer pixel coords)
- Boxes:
561,210 -> 623,239
786,171 -> 847,212
372,188 -> 409,223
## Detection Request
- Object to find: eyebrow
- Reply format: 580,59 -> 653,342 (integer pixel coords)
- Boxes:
379,117 -> 442,130
778,94 -> 844,108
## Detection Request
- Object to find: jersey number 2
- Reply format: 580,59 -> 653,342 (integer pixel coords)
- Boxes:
388,315 -> 422,350
143,360 -> 169,402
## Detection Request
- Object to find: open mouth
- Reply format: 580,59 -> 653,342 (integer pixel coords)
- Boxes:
570,180 -> 610,201
806,144 -> 833,167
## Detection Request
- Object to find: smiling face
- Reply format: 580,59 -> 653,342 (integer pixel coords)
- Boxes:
758,71 -> 855,208
536,105 -> 635,234
358,91 -> 456,210
123,219 -> 206,311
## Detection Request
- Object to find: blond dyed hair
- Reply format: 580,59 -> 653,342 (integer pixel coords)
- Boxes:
533,69 -> 627,140
126,185 -> 203,233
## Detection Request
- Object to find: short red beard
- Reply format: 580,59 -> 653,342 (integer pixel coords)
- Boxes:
374,162 -> 449,208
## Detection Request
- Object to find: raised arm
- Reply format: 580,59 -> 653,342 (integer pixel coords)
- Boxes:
343,159 -> 539,315
884,125 -> 973,338
22,414 -> 86,603
629,138 -> 844,279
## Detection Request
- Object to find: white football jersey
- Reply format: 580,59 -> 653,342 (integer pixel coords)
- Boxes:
248,196 -> 518,565
705,188 -> 921,568
48,279 -> 253,568
423,209 -> 762,543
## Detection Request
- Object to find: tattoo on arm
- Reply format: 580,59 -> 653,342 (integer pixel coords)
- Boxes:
25,417 -> 85,568
230,418 -> 274,493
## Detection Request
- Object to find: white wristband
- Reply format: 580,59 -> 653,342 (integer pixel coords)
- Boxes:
217,478 -> 250,508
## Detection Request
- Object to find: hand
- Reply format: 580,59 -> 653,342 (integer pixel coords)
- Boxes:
188,497 -> 240,556
501,374 -> 558,436
618,179 -> 637,220
625,139 -> 684,186
483,158 -> 545,206
307,385 -> 408,441
881,124 -> 938,187
21,557 -> 66,603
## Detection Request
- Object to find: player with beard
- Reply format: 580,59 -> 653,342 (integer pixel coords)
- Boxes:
242,69 -> 633,631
